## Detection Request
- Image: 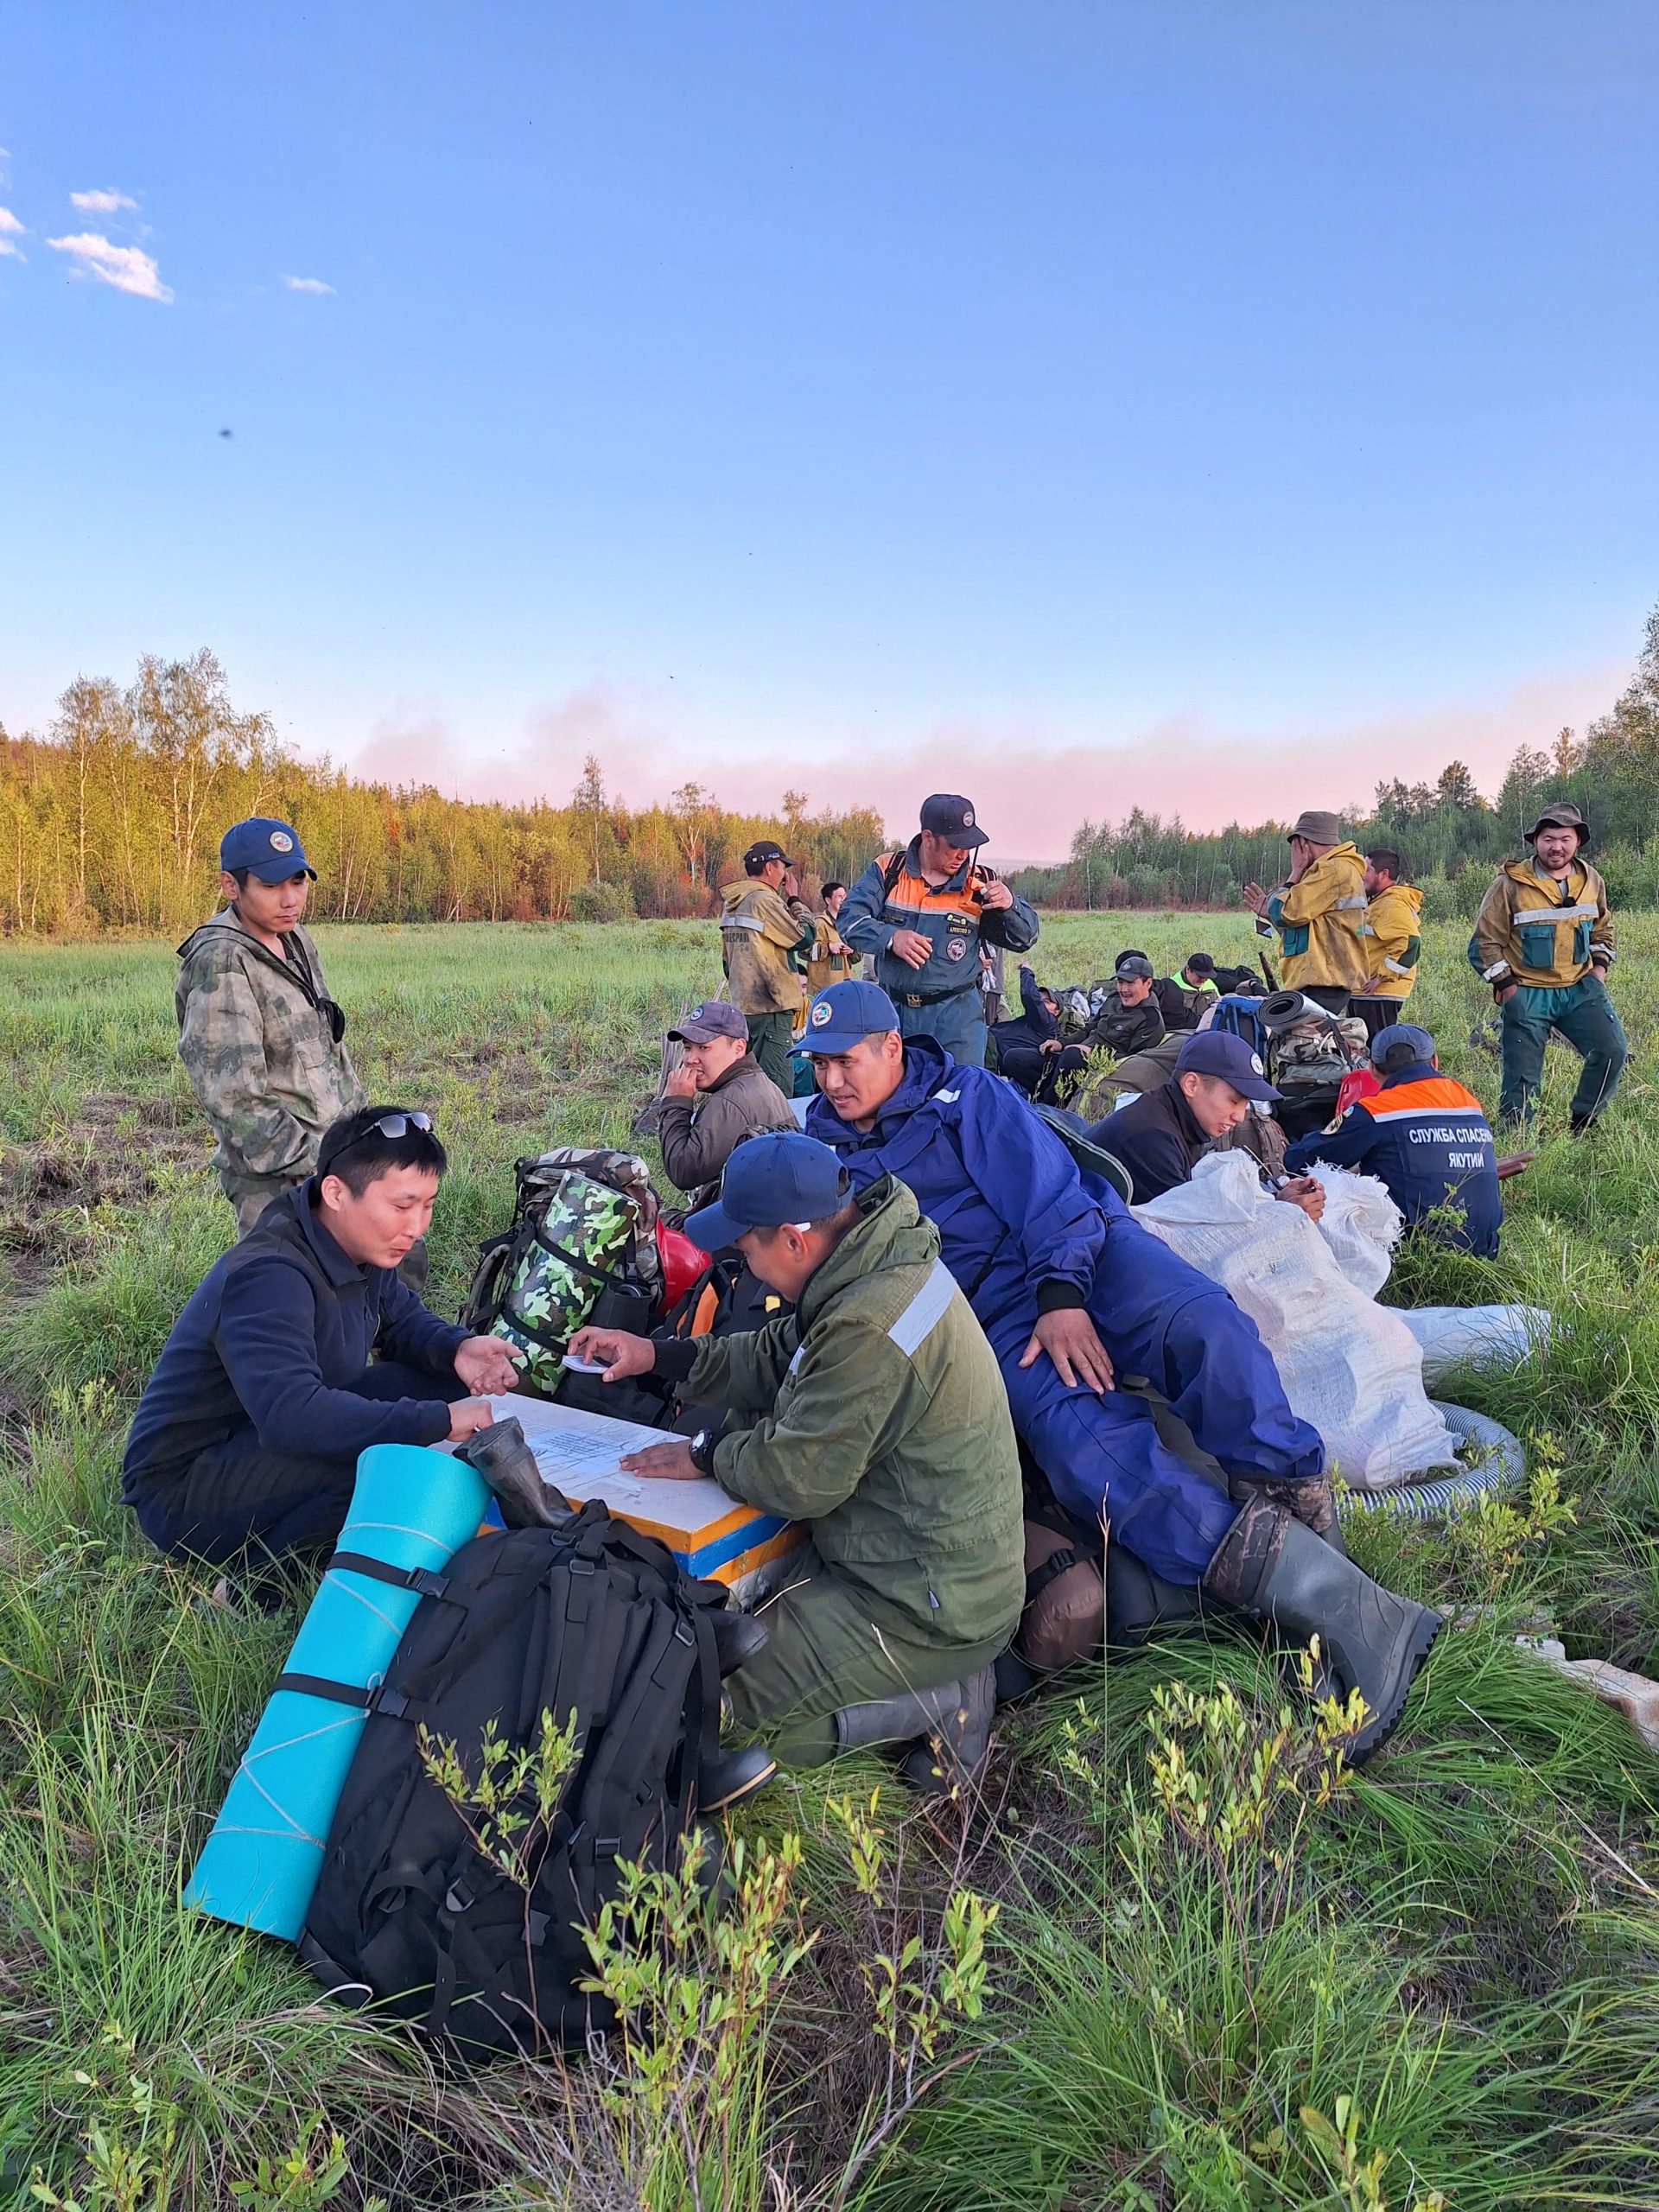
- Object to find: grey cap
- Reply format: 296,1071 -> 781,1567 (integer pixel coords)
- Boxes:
669,1001 -> 749,1045
1288,810 -> 1343,846
1115,953 -> 1154,981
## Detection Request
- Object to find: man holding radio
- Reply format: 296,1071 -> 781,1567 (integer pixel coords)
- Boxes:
838,794 -> 1039,1065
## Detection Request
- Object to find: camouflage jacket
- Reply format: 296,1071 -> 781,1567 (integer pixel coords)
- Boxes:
175,909 -> 365,1187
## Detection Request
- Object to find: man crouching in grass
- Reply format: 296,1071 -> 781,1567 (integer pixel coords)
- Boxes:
122,1108 -> 518,1573
569,1131 -> 1025,1795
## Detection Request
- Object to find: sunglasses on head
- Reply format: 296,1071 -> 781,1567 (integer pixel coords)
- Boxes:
324,1110 -> 435,1170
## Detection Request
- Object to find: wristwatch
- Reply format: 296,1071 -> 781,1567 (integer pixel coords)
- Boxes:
689,1428 -> 716,1475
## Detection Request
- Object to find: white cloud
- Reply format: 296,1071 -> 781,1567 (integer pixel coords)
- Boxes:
283,274 -> 334,296
70,186 -> 138,216
47,231 -> 172,302
0,206 -> 24,259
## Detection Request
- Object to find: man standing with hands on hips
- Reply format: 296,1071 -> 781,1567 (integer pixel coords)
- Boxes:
838,795 -> 1039,1066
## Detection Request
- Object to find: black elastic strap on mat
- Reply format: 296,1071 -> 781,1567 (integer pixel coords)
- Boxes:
1024,1547 -> 1087,1605
327,1551 -> 452,1600
273,1671 -> 411,1719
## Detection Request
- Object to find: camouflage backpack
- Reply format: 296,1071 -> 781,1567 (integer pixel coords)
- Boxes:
461,1149 -> 664,1399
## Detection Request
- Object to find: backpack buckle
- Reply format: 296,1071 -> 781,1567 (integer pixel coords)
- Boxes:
370,1688 -> 409,1720
406,1567 -> 448,1599
443,1879 -> 474,1916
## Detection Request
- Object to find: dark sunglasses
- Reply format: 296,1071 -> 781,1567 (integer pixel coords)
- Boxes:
322,1110 -> 436,1171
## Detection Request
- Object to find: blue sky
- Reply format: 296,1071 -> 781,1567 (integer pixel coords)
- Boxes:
2,3 -> 1655,857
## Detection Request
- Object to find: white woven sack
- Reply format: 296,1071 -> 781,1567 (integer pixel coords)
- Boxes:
1133,1152 -> 1459,1490
1310,1165 -> 1402,1297
1398,1304 -> 1551,1389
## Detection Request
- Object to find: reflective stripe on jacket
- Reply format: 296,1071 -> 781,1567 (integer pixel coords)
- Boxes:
1358,881 -> 1423,1001
718,879 -> 814,1014
1285,1065 -> 1501,1258
838,839 -> 1039,1017
1264,842 -> 1370,992
1467,857 -> 1615,990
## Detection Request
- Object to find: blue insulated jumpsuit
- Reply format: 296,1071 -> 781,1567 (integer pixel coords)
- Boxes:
806,1042 -> 1325,1585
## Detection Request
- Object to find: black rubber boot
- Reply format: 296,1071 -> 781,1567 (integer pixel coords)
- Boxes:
835,1669 -> 997,1796
696,1745 -> 778,1814
1103,1547 -> 1204,1650
711,1609 -> 771,1680
1203,1497 -> 1441,1764
456,1418 -> 572,1530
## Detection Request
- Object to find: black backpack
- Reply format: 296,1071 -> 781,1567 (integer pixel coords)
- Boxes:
297,1503 -> 726,2059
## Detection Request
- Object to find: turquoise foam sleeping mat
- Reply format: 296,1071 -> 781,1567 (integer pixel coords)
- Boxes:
183,1441 -> 489,1939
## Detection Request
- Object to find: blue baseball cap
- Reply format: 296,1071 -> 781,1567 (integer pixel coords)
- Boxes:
1175,1029 -> 1281,1103
791,977 -> 902,1056
220,817 -> 315,883
1372,1022 -> 1437,1071
919,793 -> 988,848
684,1131 -> 852,1252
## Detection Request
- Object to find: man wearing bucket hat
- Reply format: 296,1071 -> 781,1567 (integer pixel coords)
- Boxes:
1286,1023 -> 1502,1257
1241,810 -> 1370,1014
569,1130 -> 1025,1792
837,795 -> 1039,1067
177,817 -> 367,1240
795,977 -> 1443,1765
1094,1031 -> 1325,1217
1468,800 -> 1625,1132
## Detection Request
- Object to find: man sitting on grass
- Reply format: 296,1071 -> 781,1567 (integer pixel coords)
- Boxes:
1285,1023 -> 1502,1258
123,1107 -> 518,1569
569,1131 -> 1025,1793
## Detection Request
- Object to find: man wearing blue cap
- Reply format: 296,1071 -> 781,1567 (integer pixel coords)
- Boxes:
177,817 -> 366,1239
795,978 -> 1443,1764
837,796 -> 1039,1067
1286,1024 -> 1502,1258
569,1131 -> 1025,1790
1096,1030 -> 1326,1214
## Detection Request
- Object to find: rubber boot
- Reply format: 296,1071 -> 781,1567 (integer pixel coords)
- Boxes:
1203,1497 -> 1441,1764
1103,1547 -> 1205,1649
696,1744 -> 778,1814
457,1418 -> 572,1530
835,1669 -> 997,1797
711,1609 -> 771,1680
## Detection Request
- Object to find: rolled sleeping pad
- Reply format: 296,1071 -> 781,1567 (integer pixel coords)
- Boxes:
1335,1401 -> 1526,1525
183,1441 -> 489,1940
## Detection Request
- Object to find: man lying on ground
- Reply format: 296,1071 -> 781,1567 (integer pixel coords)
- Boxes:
990,965 -> 1084,1099
123,1108 -> 518,1569
570,1132 -> 1024,1790
657,999 -> 796,1211
796,980 -> 1441,1761
1285,1023 -> 1502,1258
1094,1030 -> 1326,1219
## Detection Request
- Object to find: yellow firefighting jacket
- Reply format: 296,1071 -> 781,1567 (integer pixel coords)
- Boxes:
1264,842 -> 1370,993
1358,881 -> 1423,1002
1468,857 -> 1615,991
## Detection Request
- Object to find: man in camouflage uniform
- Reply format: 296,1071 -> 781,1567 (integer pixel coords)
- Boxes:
177,817 -> 366,1239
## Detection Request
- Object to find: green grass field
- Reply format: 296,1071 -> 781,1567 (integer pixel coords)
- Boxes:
3,912 -> 1658,2209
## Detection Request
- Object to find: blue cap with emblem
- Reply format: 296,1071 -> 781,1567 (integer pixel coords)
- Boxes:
791,977 -> 902,1056
1371,1022 -> 1437,1071
685,1131 -> 852,1252
219,817 -> 316,884
919,793 -> 988,849
1175,1029 -> 1281,1103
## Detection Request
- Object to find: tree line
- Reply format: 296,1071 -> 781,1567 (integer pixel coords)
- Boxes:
3,602 -> 1655,935
0,651 -> 884,934
1012,599 -> 1659,919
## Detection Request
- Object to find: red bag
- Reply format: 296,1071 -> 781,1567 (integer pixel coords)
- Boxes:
1333,1067 -> 1381,1119
655,1219 -> 709,1309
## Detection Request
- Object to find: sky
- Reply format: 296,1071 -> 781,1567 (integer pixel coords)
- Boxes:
1,3 -> 1656,864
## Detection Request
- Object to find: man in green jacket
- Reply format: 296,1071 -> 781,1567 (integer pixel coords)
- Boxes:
177,817 -> 366,1236
569,1132 -> 1025,1791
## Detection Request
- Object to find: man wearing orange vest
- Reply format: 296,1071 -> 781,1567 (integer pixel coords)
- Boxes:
837,795 -> 1039,1065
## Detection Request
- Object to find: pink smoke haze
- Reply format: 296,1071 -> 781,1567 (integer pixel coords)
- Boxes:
343,660 -> 1626,869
